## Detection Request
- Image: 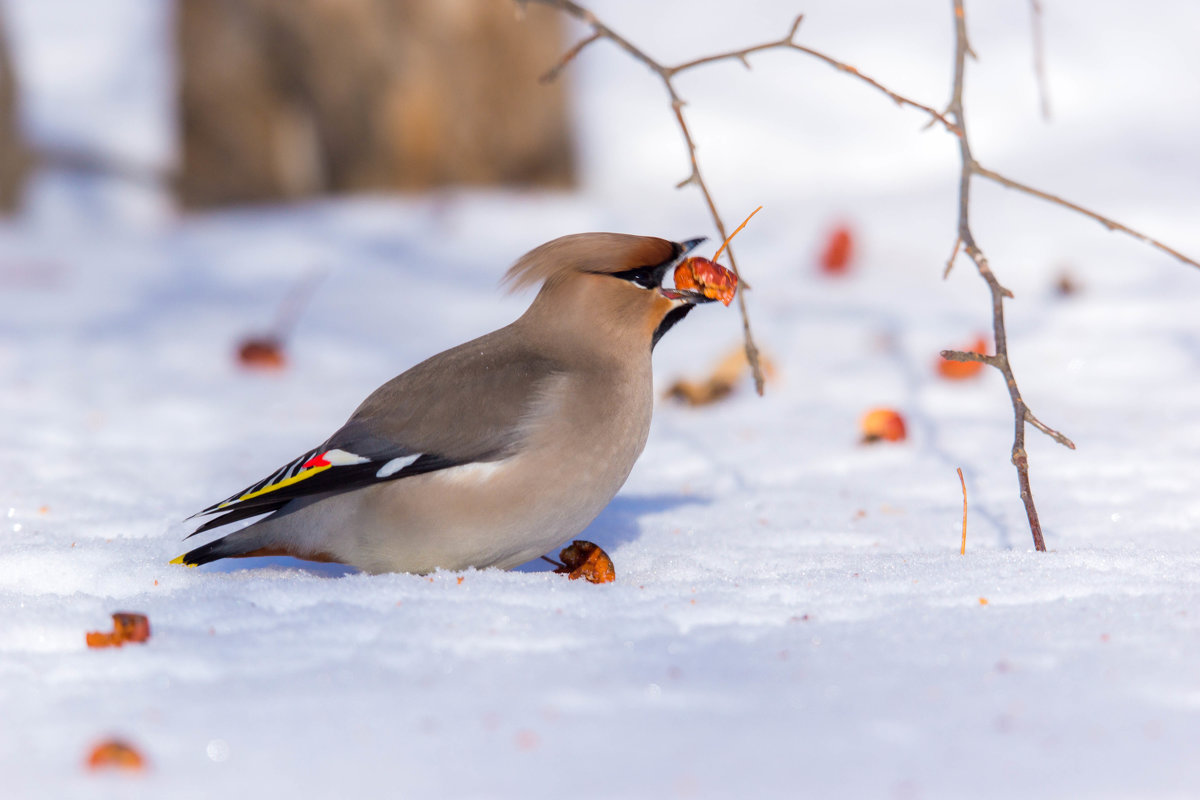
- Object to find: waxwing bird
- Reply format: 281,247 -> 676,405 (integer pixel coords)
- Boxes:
173,233 -> 725,575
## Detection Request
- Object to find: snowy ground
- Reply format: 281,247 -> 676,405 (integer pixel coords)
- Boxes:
3,1 -> 1200,798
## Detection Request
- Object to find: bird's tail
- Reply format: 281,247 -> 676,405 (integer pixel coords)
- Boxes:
169,528 -> 275,567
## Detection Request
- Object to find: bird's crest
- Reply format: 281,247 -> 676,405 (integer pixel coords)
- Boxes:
503,233 -> 679,292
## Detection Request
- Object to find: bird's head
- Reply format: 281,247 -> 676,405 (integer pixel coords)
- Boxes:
506,233 -> 721,353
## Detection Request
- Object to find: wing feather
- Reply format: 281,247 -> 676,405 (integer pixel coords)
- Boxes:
190,449 -> 460,519
186,335 -> 561,537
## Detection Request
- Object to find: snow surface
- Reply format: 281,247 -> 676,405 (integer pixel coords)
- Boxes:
3,1 -> 1200,797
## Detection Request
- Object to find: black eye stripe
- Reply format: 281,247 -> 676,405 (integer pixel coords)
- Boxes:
610,265 -> 663,289
595,239 -> 704,290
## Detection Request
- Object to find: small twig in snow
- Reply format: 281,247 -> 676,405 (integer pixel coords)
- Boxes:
958,467 -> 968,555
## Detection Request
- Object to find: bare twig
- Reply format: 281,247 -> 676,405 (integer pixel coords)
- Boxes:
667,99 -> 767,392
975,165 -> 1199,269
539,30 -> 601,84
941,0 -> 1190,552
940,349 -> 997,367
1029,0 -> 1051,120
687,5 -> 1193,275
1025,408 -> 1075,450
942,0 -> 1189,550
525,0 -> 971,394
527,0 -> 769,392
944,235 -> 962,278
664,16 -> 960,135
946,0 -> 1070,552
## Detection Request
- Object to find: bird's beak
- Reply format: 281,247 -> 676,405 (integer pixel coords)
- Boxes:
658,237 -> 716,304
659,287 -> 719,304
676,237 -> 707,258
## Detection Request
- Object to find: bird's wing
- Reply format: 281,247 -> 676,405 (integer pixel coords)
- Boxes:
185,444 -> 457,535
188,332 -> 561,535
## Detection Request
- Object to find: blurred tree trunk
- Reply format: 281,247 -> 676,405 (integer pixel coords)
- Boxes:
177,0 -> 574,208
0,13 -> 28,212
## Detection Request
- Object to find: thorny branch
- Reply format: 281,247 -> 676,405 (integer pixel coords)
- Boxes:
941,2 -> 1196,548
525,0 -> 1198,549
944,0 -> 1074,552
663,16 -> 958,134
525,0 -> 967,394
531,1 -> 750,393
530,2 -> 998,398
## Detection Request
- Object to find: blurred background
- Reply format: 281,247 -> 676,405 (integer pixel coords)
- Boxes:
0,0 -> 574,218
0,0 -> 1194,256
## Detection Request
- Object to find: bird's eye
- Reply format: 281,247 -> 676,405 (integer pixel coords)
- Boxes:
610,265 -> 660,290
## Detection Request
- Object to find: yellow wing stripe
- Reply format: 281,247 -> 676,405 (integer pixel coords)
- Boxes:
219,464 -> 332,509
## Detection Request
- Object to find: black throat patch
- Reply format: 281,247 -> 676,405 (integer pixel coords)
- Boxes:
652,304 -> 694,349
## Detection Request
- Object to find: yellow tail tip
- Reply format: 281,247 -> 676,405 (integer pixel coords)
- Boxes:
168,555 -> 195,567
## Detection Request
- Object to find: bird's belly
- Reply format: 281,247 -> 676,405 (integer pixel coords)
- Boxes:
344,438 -> 643,574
